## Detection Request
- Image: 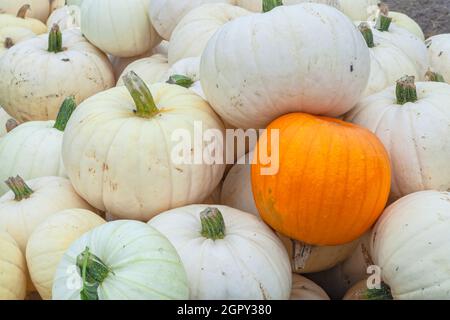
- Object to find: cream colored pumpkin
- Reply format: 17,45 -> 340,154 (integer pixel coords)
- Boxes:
149,205 -> 292,299
372,190 -> 450,299
200,3 -> 370,129
0,1 -> 52,23
0,27 -> 114,122
426,34 -> 450,84
0,176 -> 93,253
168,3 -> 250,65
165,57 -> 205,99
0,231 -> 27,300
0,5 -> 47,34
0,107 -> 14,138
81,0 -> 161,58
26,209 -> 105,300
62,74 -> 226,221
290,274 -> 329,300
345,78 -> 450,201
0,26 -> 35,56
46,5 -> 81,31
116,54 -> 170,86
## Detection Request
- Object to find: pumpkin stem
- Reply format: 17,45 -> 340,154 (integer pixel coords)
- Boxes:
396,76 -> 418,105
375,3 -> 392,32
54,96 -> 77,131
358,23 -> 375,48
263,0 -> 283,13
167,74 -> 194,89
4,37 -> 14,49
76,247 -> 113,300
16,4 -> 30,19
122,71 -> 159,118
364,282 -> 393,300
5,176 -> 34,201
291,240 -> 312,271
200,207 -> 226,240
425,70 -> 446,83
48,24 -> 63,53
5,119 -> 19,133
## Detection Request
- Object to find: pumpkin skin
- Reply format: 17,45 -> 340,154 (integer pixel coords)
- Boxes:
0,26 -> 35,56
168,3 -> 250,65
0,28 -> 114,122
0,176 -> 93,253
46,5 -> 81,31
26,209 -> 105,300
372,191 -> 450,300
0,7 -> 47,34
166,57 -> 205,99
426,34 -> 450,84
149,205 -> 292,299
0,231 -> 27,300
116,54 -> 170,86
290,274 -> 329,300
200,3 -> 370,129
345,81 -> 450,202
62,81 -> 226,221
81,0 -> 161,58
67,0 -> 84,6
251,113 -> 391,246
0,1 -> 51,23
52,220 -> 189,300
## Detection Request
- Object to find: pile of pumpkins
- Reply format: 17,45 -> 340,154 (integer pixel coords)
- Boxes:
0,0 -> 449,301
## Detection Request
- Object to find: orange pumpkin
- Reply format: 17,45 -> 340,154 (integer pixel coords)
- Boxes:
251,113 -> 391,246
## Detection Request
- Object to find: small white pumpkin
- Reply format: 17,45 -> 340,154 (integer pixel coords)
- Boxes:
0,26 -> 35,56
149,205 -> 292,299
0,176 -> 93,253
81,0 -> 161,58
26,209 -> 105,300
372,190 -> 450,299
0,4 -> 47,34
426,34 -> 450,84
165,57 -> 205,99
116,54 -> 170,86
52,220 -> 189,300
168,3 -> 251,65
0,231 -> 27,300
63,72 -> 226,221
0,26 -> 114,122
46,5 -> 81,31
0,1 -> 52,23
200,2 -> 370,129
345,77 -> 450,201
0,98 -> 76,195
290,274 -> 329,300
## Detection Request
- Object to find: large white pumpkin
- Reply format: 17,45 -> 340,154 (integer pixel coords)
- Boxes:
345,77 -> 450,201
372,190 -> 450,299
26,209 -> 106,300
0,176 -> 93,253
149,205 -> 292,299
52,220 -> 189,300
0,27 -> 114,122
168,3 -> 250,65
0,231 -> 27,300
426,34 -> 450,84
46,5 -> 81,31
62,72 -> 226,221
81,0 -> 161,58
116,54 -> 170,86
0,98 -> 77,195
200,3 -> 370,129
290,274 -> 329,300
0,26 -> 35,57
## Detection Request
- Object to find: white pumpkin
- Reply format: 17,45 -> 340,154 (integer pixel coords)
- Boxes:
0,27 -> 114,122
357,22 -> 428,97
0,176 -> 93,253
116,54 -> 170,86
168,3 -> 251,65
26,209 -> 105,300
52,220 -> 189,300
165,57 -> 205,99
46,5 -> 81,31
0,231 -> 27,300
426,34 -> 450,84
149,205 -> 292,299
81,0 -> 161,58
290,274 -> 329,300
345,77 -> 450,201
0,107 -> 14,138
200,3 -> 370,129
0,98 -> 77,195
0,1 -> 52,22
0,26 -> 35,56
372,190 -> 450,299
0,4 -> 47,34
62,72 -> 226,221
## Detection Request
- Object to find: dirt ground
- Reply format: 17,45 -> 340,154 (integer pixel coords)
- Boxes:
387,0 -> 450,38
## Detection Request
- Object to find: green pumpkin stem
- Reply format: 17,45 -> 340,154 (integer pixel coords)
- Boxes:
396,76 -> 418,105
364,282 -> 394,300
167,74 -> 194,89
375,3 -> 392,32
122,71 -> 159,118
17,4 -> 30,19
76,247 -> 113,300
48,24 -> 63,53
200,208 -> 226,240
425,70 -> 446,83
54,96 -> 77,131
5,176 -> 34,201
263,0 -> 283,13
358,23 -> 375,48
